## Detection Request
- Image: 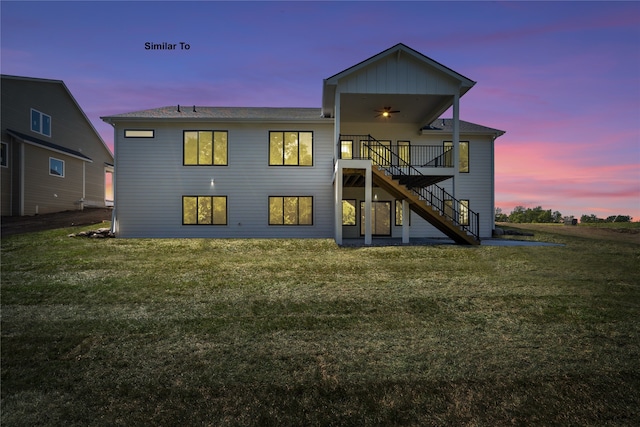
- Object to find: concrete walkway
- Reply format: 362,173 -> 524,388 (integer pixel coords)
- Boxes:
341,238 -> 564,247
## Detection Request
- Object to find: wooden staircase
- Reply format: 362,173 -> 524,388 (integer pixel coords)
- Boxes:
371,166 -> 479,245
342,134 -> 481,245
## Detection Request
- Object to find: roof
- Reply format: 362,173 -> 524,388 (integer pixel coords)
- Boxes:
1,75 -> 113,158
7,129 -> 93,162
422,119 -> 505,136
324,43 -> 475,87
322,43 -> 476,118
102,106 -> 329,123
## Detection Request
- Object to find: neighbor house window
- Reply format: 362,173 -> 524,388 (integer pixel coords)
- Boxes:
125,130 -> 155,138
49,157 -> 64,177
342,199 -> 356,225
182,196 -> 227,225
360,201 -> 391,236
444,141 -> 469,172
340,140 -> 353,159
1,142 -> 8,167
184,131 -> 228,165
269,196 -> 313,225
269,131 -> 313,166
31,109 -> 51,137
395,200 -> 410,226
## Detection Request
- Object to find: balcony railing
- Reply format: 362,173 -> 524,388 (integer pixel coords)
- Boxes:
338,135 -> 452,167
338,134 -> 479,242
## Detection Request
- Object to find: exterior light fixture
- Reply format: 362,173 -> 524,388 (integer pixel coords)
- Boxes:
210,178 -> 215,186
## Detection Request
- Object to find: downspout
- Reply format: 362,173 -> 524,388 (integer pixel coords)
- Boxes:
20,141 -> 25,215
80,161 -> 85,210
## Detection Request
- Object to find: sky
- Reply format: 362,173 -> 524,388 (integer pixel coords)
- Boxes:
2,0 -> 639,220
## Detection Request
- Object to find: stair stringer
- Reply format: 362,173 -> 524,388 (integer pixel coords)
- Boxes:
371,167 -> 480,245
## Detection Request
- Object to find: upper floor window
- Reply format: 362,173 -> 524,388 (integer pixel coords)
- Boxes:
49,157 -> 64,177
125,129 -> 155,138
269,131 -> 313,166
184,131 -> 228,165
444,141 -> 469,172
1,142 -> 8,167
31,109 -> 51,137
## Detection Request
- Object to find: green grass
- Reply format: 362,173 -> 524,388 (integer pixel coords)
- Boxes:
2,226 -> 639,426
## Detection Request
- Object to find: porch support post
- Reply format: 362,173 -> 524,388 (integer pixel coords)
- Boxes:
402,199 -> 410,244
452,91 -> 460,198
364,163 -> 372,245
334,161 -> 343,245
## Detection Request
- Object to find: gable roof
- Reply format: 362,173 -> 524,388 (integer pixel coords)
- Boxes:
324,43 -> 475,87
1,74 -> 113,158
102,106 -> 329,123
322,43 -> 476,118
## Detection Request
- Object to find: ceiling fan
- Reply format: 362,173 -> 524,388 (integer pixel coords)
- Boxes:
375,106 -> 400,118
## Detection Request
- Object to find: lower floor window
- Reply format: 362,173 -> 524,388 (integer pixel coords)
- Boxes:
444,199 -> 470,226
395,199 -> 410,226
360,201 -> 391,236
269,196 -> 313,225
342,199 -> 356,225
183,196 -> 227,225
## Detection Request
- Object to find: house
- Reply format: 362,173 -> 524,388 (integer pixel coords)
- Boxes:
101,44 -> 504,244
1,75 -> 114,216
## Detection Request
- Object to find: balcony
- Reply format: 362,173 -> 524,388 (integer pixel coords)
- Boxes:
338,135 -> 452,168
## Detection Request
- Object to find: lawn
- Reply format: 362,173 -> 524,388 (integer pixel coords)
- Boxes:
2,224 -> 639,426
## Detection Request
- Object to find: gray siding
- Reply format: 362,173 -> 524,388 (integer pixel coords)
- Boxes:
115,122 -> 335,238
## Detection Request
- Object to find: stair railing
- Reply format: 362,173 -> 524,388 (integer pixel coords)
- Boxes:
343,134 -> 479,241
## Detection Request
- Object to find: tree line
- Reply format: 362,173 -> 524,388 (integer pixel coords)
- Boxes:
495,206 -> 633,223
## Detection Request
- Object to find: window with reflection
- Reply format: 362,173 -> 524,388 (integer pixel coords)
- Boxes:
269,131 -> 313,166
360,201 -> 391,236
340,140 -> 353,159
269,196 -> 313,225
184,131 -> 227,165
183,196 -> 227,225
342,199 -> 356,225
443,141 -> 468,172
395,200 -> 410,226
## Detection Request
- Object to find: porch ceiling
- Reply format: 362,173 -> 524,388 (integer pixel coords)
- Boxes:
339,93 -> 451,124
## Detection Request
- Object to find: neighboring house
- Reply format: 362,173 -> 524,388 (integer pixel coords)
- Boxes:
102,43 -> 504,244
1,75 -> 114,217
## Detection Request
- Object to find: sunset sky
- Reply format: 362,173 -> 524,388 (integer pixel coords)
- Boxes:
2,1 -> 639,220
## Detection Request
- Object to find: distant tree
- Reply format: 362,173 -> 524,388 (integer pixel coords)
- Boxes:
605,215 -> 632,223
507,206 -> 560,223
495,207 -> 508,222
508,206 -> 527,223
581,214 -> 603,223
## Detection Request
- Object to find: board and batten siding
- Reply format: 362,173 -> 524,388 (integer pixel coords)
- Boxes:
340,55 -> 460,95
115,122 -> 335,238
